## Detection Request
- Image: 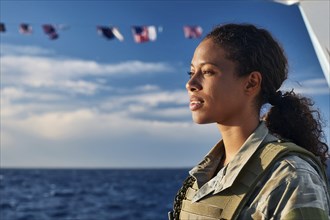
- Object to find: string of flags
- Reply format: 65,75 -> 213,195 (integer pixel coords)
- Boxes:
0,22 -> 203,42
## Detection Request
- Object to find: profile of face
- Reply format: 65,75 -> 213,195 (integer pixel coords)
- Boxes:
187,38 -> 252,126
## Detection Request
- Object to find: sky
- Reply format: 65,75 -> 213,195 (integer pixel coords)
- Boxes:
1,0 -> 329,168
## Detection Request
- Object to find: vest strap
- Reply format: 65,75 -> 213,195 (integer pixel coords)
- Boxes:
181,199 -> 223,218
185,187 -> 197,200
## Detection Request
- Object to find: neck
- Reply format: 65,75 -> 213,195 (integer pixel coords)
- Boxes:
217,117 -> 260,165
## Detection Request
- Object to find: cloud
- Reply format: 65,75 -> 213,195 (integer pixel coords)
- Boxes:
0,45 -> 193,164
2,87 -> 65,101
1,103 -> 218,168
101,90 -> 188,109
2,85 -> 190,121
135,84 -> 160,92
4,108 -> 196,170
3,108 -> 188,140
0,44 -> 56,56
1,44 -> 174,96
1,52 -> 197,167
1,87 -> 70,119
1,55 -> 172,93
1,55 -> 172,78
1,83 -> 204,168
95,90 -> 190,123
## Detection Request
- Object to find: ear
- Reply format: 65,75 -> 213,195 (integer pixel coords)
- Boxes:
244,71 -> 262,95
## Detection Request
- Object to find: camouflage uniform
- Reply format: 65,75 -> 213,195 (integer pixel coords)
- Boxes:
186,122 -> 330,219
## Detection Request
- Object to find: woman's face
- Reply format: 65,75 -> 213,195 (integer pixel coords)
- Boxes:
187,38 -> 250,125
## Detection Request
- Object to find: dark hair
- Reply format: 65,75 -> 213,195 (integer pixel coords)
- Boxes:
205,23 -> 329,166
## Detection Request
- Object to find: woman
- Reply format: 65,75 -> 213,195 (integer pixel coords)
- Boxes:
169,23 -> 330,220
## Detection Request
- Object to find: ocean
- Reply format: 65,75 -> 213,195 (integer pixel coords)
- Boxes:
0,168 -> 189,220
1,167 -> 329,220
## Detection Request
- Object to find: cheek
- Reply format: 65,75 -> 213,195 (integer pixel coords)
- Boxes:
209,83 -> 245,109
208,83 -> 230,102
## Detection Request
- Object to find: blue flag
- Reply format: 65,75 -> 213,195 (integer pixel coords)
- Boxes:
42,24 -> 58,40
0,23 -> 6,33
97,26 -> 115,39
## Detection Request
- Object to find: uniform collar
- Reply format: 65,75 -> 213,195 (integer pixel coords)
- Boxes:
189,121 -> 278,201
189,139 -> 225,188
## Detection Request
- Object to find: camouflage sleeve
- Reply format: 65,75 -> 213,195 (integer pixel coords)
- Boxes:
240,155 -> 330,220
282,207 -> 329,220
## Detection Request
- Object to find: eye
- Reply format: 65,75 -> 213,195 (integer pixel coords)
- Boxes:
202,70 -> 214,76
187,71 -> 194,78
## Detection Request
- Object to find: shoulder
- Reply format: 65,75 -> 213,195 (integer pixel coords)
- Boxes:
270,154 -> 323,180
241,155 -> 330,219
267,154 -> 328,190
262,155 -> 330,218
258,141 -> 327,190
264,154 -> 328,197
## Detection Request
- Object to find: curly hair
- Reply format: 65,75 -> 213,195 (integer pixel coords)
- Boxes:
205,23 -> 329,166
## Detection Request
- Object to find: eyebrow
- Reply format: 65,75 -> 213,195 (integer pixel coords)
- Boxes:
190,62 -> 219,69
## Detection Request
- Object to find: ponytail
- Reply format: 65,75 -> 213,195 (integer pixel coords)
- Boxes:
264,90 -> 329,166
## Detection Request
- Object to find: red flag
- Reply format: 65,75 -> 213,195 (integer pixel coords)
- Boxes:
131,26 -> 157,43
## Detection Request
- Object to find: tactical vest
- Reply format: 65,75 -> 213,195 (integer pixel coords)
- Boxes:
169,142 -> 328,220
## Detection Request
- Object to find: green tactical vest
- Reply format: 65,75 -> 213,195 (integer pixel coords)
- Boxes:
173,142 -> 328,220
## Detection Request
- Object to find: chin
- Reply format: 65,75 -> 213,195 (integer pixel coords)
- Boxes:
192,116 -> 212,124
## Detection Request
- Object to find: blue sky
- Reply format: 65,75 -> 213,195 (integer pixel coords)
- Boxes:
1,0 -> 329,168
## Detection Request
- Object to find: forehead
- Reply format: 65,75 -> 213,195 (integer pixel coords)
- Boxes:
191,38 -> 231,68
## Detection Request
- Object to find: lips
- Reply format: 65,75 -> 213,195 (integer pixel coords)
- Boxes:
189,96 -> 204,111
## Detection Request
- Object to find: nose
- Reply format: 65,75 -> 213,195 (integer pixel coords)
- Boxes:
186,74 -> 202,92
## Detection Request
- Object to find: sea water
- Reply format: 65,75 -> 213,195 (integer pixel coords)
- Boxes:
0,168 -> 188,220
1,167 -> 329,220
